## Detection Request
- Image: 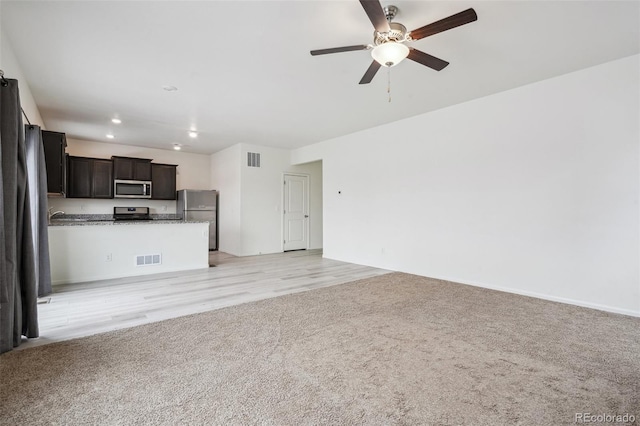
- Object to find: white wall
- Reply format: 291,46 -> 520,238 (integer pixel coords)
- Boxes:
240,143 -> 322,256
210,144 -> 242,255
0,29 -> 45,127
300,160 -> 323,250
211,143 -> 323,256
48,198 -> 179,216
293,55 -> 640,316
49,223 -> 209,284
48,138 -> 212,214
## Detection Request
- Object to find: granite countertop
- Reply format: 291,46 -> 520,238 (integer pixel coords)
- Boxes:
49,214 -> 210,226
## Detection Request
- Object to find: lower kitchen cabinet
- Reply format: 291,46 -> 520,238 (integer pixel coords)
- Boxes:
67,156 -> 113,198
151,163 -> 177,200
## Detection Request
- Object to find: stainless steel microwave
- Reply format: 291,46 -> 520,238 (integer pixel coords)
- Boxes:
114,180 -> 152,198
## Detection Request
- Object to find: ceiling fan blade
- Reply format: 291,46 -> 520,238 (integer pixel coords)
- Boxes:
359,60 -> 381,85
310,45 -> 369,56
359,0 -> 390,33
407,48 -> 449,71
409,8 -> 477,41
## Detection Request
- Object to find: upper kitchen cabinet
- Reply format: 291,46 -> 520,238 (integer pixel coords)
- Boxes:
67,156 -> 113,199
112,156 -> 152,181
42,130 -> 67,196
151,163 -> 177,200
92,159 -> 114,198
67,156 -> 91,198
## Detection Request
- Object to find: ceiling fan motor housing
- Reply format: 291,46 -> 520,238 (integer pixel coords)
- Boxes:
373,22 -> 408,46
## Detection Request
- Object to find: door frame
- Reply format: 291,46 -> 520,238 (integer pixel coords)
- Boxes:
282,173 -> 310,252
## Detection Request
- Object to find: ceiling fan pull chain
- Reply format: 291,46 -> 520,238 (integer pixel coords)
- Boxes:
387,66 -> 391,103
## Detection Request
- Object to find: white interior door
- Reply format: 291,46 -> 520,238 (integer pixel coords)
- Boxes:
283,174 -> 309,251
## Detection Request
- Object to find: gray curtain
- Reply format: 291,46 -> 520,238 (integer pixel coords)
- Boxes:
25,125 -> 52,297
0,79 -> 39,353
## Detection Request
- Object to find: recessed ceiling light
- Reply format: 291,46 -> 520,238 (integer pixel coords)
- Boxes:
106,134 -> 115,139
188,131 -> 198,138
111,118 -> 122,124
173,144 -> 182,151
163,85 -> 178,92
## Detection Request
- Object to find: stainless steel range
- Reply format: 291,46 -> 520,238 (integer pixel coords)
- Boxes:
113,206 -> 152,221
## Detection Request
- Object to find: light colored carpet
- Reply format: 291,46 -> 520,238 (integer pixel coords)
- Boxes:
1,272 -> 638,425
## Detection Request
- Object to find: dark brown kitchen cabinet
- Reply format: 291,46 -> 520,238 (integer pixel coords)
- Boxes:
67,156 -> 113,198
42,130 -> 67,196
91,159 -> 114,198
67,157 -> 91,198
112,156 -> 152,181
151,163 -> 177,200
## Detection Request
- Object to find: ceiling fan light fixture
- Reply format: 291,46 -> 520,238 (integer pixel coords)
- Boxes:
371,42 -> 409,67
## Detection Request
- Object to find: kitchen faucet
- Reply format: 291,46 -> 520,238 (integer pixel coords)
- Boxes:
48,207 -> 65,222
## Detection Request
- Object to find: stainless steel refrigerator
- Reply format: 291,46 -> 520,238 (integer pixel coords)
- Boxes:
177,189 -> 218,250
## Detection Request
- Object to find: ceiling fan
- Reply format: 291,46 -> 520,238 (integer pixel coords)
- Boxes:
310,0 -> 477,84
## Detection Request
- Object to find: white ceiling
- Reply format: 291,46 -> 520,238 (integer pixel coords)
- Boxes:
1,1 -> 638,155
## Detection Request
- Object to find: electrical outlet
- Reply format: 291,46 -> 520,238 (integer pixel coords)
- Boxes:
80,204 -> 86,211
106,253 -> 112,262
161,205 -> 167,212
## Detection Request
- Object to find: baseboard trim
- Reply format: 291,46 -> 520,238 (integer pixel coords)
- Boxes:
51,264 -> 210,286
431,274 -> 640,318
322,254 -> 640,318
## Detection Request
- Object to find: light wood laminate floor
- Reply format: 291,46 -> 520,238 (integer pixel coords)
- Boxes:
21,250 -> 390,350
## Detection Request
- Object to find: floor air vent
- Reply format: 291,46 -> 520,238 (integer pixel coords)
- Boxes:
247,152 -> 261,167
136,254 -> 162,267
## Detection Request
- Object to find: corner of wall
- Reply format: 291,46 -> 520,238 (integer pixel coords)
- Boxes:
211,143 -> 243,256
1,29 -> 45,127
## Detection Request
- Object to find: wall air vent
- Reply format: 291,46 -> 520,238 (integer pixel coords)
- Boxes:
135,254 -> 162,267
247,152 -> 261,168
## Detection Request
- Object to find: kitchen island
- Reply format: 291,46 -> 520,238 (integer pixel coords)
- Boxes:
48,219 -> 209,284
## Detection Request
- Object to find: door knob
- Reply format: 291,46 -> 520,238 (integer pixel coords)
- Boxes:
304,215 -> 309,218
